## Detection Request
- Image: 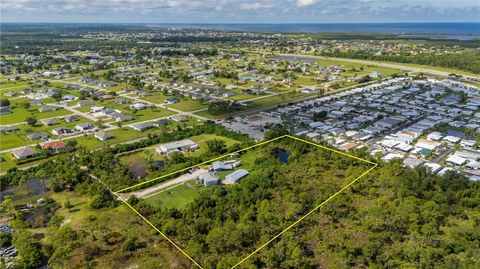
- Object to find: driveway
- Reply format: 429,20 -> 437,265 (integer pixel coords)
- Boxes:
120,168 -> 208,199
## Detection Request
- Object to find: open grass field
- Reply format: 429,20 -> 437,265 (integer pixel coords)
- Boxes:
0,107 -> 72,125
0,80 -> 31,90
0,98 -> 72,125
145,181 -> 203,209
195,91 -> 312,119
188,133 -> 241,155
124,107 -> 176,123
168,99 -> 208,112
141,94 -> 169,104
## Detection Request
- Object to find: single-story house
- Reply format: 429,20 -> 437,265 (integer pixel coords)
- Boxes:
164,98 -> 179,104
156,139 -> 199,154
422,162 -> 442,174
169,115 -> 187,122
466,160 -> 480,170
223,169 -> 249,184
0,126 -> 19,133
381,153 -> 405,162
212,161 -> 233,172
198,172 -> 220,187
116,98 -> 132,105
131,122 -> 154,132
38,106 -> 56,112
12,147 -> 37,160
446,155 -> 467,166
42,140 -> 66,151
40,118 -> 59,126
112,113 -> 133,122
51,127 -> 73,135
27,132 -> 49,140
0,106 -> 11,114
63,115 -> 78,123
153,119 -> 170,127
130,103 -> 147,110
94,130 -> 113,141
75,122 -> 94,131
443,135 -> 461,144
90,106 -> 105,113
427,132 -> 443,141
403,157 -> 424,169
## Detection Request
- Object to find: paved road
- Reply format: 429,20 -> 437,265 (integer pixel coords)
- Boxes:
119,168 -> 207,199
432,148 -> 454,163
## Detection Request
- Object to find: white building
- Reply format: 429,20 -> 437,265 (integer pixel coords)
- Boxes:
156,139 -> 199,154
224,169 -> 249,184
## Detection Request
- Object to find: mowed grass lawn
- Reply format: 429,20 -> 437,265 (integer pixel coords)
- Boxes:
141,94 -> 169,104
0,98 -> 72,125
168,99 -> 208,112
145,182 -> 203,209
125,107 -> 176,123
188,134 -> 241,155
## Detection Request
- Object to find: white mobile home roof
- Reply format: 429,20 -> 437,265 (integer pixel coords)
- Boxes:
158,139 -> 197,152
446,155 -> 467,166
423,162 -> 442,174
224,169 -> 249,184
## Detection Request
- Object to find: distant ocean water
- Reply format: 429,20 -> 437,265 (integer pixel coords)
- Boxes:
149,23 -> 480,39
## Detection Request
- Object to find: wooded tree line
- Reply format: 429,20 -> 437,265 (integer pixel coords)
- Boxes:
318,50 -> 480,74
2,128 -> 479,268
129,139 -> 479,269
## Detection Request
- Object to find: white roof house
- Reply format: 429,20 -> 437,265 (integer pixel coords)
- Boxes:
379,139 -> 399,149
395,142 -> 414,152
130,103 -> 147,110
445,155 -> 467,166
198,172 -> 219,187
381,153 -> 405,162
423,162 -> 442,174
90,106 -> 105,113
415,139 -> 440,151
427,131 -> 443,141
466,160 -> 480,170
438,167 -> 456,176
460,139 -> 476,148
212,161 -> 233,172
156,139 -> 199,154
224,169 -> 249,184
443,135 -> 461,144
403,157 -> 424,169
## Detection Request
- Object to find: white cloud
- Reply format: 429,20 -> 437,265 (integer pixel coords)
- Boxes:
1,0 -> 478,23
239,2 -> 274,10
296,0 -> 319,6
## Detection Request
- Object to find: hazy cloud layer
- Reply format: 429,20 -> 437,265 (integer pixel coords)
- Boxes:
1,0 -> 479,23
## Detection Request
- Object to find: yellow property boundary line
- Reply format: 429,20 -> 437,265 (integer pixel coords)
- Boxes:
112,134 -> 378,268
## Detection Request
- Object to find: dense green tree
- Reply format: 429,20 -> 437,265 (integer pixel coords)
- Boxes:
12,230 -> 43,269
205,139 -> 228,155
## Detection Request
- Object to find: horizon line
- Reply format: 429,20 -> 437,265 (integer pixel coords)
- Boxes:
1,21 -> 479,25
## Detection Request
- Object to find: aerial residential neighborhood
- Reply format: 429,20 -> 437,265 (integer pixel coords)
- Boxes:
1,2 -> 480,269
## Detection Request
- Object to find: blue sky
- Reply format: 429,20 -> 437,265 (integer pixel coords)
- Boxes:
1,0 -> 479,23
